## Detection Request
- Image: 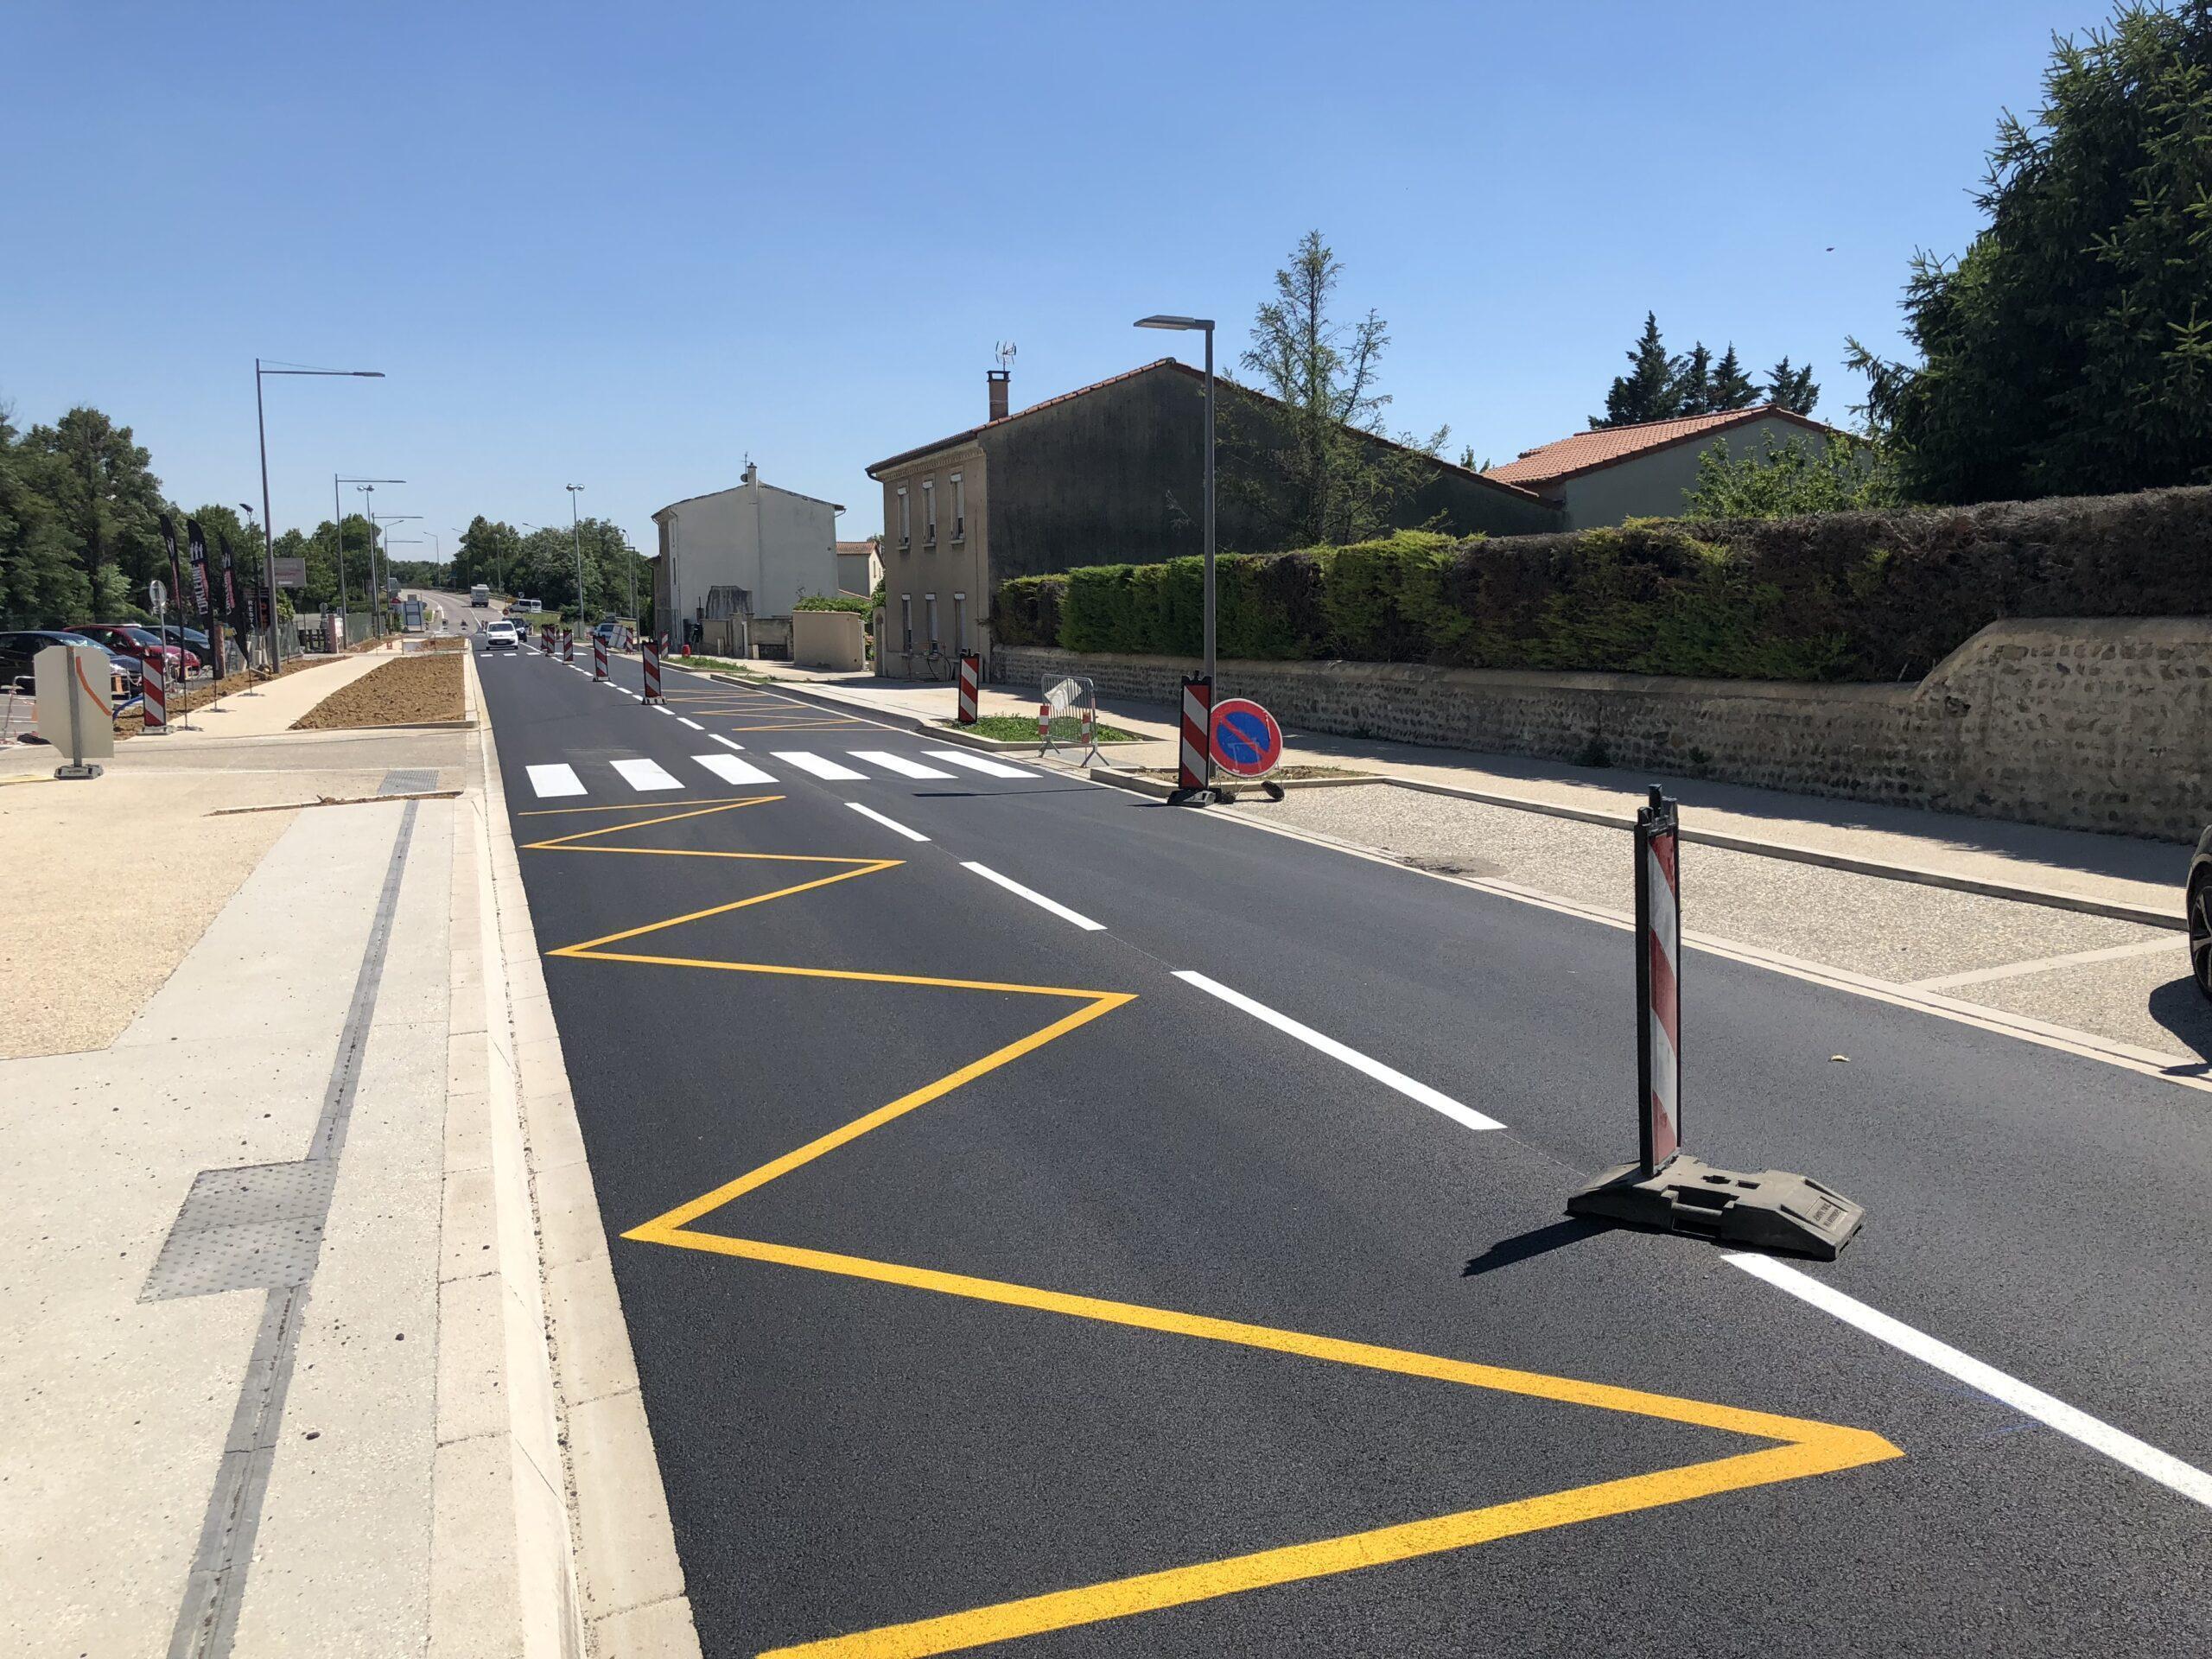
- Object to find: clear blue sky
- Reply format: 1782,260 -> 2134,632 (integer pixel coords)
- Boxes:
4,1 -> 2094,550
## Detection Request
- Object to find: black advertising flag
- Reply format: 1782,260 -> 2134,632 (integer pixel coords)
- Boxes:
159,513 -> 185,612
186,518 -> 213,618
217,532 -> 241,620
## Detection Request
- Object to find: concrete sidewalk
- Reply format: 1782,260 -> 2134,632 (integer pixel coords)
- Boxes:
722,659 -> 2194,916
0,649 -> 684,1658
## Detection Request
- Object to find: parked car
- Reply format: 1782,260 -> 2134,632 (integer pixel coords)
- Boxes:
75,622 -> 195,677
0,629 -> 139,698
154,622 -> 218,660
2190,826 -> 2211,1002
482,620 -> 520,652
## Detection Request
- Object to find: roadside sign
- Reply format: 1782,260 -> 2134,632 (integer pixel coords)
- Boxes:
1209,697 -> 1282,778
34,644 -> 113,777
149,577 -> 167,611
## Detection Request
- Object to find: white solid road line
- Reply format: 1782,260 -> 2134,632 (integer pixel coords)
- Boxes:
1730,1254 -> 2212,1511
774,751 -> 868,780
611,758 -> 683,791
1172,970 -> 1504,1133
925,749 -> 1033,779
962,861 -> 1105,931
849,749 -> 956,779
848,802 -> 930,842
709,734 -> 744,750
690,753 -> 777,786
677,716 -> 704,731
524,763 -> 587,799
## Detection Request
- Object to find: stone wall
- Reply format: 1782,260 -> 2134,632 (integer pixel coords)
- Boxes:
999,617 -> 2212,842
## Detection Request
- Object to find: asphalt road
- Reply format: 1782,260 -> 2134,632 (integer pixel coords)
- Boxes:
477,638 -> 2212,1658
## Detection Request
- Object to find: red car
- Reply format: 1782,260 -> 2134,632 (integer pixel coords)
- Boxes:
76,622 -> 198,676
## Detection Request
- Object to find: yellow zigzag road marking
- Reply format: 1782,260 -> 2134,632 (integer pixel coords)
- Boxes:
527,798 -> 1901,1656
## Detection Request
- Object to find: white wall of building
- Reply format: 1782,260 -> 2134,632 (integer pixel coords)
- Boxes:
653,474 -> 841,632
1557,416 -> 1836,528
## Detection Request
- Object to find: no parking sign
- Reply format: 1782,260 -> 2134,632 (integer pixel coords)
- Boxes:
1209,697 -> 1282,778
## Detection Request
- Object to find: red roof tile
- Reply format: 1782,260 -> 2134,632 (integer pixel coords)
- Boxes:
1482,405 -> 1840,488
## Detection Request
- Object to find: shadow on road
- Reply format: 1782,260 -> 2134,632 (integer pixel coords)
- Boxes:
1462,1217 -> 1609,1278
2146,977 -> 2212,1070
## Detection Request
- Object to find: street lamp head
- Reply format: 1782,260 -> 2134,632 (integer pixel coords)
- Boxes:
1135,315 -> 1214,332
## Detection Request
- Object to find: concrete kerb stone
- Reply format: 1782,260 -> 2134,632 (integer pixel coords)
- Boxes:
447,646 -> 701,1659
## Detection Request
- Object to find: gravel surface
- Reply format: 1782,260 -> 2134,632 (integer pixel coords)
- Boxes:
291,653 -> 462,730
1232,782 -> 2204,1057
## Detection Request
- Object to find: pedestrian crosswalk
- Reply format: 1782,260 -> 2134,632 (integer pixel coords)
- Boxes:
518,746 -> 1039,800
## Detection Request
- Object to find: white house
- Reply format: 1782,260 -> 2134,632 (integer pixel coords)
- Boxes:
652,464 -> 844,654
1483,406 -> 1846,529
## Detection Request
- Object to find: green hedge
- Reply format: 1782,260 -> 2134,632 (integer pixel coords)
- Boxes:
794,593 -> 874,615
988,486 -> 2212,682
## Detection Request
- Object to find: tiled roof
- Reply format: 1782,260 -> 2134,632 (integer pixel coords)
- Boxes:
1481,405 -> 1840,487
867,359 -> 1548,503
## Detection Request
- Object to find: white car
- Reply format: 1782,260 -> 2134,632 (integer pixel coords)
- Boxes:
483,620 -> 520,652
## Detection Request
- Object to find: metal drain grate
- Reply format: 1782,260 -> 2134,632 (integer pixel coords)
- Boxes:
378,768 -> 439,796
139,1160 -> 336,1301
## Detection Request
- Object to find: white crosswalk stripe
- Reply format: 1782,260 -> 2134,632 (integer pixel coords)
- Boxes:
773,751 -> 867,780
611,758 -> 683,791
924,749 -> 1034,779
524,763 -> 586,798
691,753 -> 777,786
847,750 -> 956,779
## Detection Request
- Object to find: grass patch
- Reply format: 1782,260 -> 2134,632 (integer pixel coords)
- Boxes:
671,655 -> 770,678
945,715 -> 1141,742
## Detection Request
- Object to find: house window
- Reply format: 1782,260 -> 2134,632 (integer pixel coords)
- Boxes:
922,480 -> 936,544
900,594 -> 912,652
925,592 -> 938,652
896,486 -> 910,550
953,592 -> 968,652
950,472 -> 964,540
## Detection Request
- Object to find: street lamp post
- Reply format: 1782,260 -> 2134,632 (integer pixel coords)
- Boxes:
256,359 -> 383,671
337,475 -> 404,639
1135,315 -> 1216,783
363,491 -> 421,633
566,484 -> 587,627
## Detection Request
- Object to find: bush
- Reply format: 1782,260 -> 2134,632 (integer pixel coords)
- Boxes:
794,593 -> 874,614
989,575 -> 1065,647
989,485 -> 2212,682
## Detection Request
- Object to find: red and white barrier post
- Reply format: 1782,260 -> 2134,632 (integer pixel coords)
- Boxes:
641,639 -> 662,703
563,629 -> 575,665
957,652 -> 981,725
142,651 -> 167,734
540,624 -> 554,655
1637,789 -> 1681,1173
1567,786 -> 1867,1258
1173,674 -> 1212,797
593,636 -> 608,681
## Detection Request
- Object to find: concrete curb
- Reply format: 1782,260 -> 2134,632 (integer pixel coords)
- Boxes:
431,651 -> 700,1659
1084,766 -> 1376,800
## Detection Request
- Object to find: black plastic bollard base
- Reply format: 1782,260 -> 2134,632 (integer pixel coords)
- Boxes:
1567,1153 -> 1866,1261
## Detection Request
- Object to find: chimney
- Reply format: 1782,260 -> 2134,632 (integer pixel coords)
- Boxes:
743,461 -> 759,487
987,368 -> 1010,423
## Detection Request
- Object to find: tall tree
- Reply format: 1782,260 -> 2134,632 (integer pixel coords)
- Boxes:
1764,357 -> 1820,415
1229,229 -> 1446,546
1675,343 -> 1713,416
1848,1 -> 2212,501
22,407 -> 166,611
1592,312 -> 1681,427
1710,345 -> 1760,410
0,405 -> 93,626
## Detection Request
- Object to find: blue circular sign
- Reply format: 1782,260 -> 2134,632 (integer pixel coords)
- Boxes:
1210,697 -> 1283,777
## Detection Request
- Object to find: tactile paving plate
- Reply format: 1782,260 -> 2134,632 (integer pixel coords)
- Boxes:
139,1160 -> 334,1301
378,768 -> 439,796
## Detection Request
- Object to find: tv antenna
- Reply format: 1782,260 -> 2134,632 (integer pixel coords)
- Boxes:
995,341 -> 1017,372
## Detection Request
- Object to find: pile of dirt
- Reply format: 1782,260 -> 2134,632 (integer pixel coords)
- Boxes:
291,653 -> 464,730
